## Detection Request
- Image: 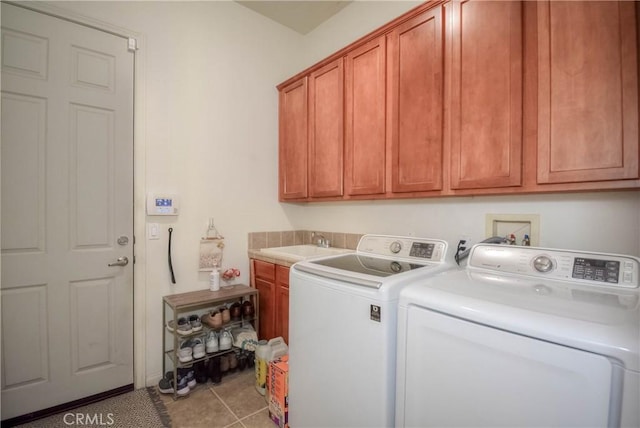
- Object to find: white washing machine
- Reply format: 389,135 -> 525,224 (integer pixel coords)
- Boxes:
396,244 -> 640,427
289,235 -> 451,428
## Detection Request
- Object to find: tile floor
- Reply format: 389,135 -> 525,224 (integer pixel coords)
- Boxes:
157,370 -> 275,428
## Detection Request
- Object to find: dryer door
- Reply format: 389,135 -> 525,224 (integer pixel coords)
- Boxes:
396,306 -> 616,427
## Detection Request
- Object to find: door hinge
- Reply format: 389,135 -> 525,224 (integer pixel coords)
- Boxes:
127,37 -> 137,52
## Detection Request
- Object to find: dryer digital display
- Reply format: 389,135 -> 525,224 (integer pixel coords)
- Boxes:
572,258 -> 619,283
409,242 -> 435,259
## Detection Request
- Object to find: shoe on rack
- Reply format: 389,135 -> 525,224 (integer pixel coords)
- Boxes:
189,314 -> 202,332
219,330 -> 232,351
192,338 -> 205,359
194,361 -> 208,384
206,331 -> 219,354
201,310 -> 222,329
242,300 -> 255,318
230,302 -> 242,321
158,373 -> 190,396
180,367 -> 196,388
221,307 -> 231,324
220,354 -> 230,375
208,356 -> 221,384
164,368 -> 196,389
176,317 -> 193,336
228,351 -> 238,372
165,319 -> 176,333
178,340 -> 193,363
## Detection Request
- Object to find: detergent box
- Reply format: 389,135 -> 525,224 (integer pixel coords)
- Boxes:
268,355 -> 288,428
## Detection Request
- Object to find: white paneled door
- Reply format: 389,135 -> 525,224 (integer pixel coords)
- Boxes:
1,3 -> 134,420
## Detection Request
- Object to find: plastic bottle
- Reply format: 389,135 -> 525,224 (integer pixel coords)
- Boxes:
256,337 -> 289,396
265,337 -> 288,402
267,337 -> 288,361
209,268 -> 220,292
255,340 -> 270,395
522,234 -> 531,246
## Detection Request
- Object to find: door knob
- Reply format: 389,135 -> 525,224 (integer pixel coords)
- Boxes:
108,256 -> 129,267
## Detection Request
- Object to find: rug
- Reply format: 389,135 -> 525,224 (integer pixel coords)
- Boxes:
14,387 -> 171,428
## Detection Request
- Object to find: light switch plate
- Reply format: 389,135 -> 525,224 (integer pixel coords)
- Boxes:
485,214 -> 540,246
148,223 -> 160,240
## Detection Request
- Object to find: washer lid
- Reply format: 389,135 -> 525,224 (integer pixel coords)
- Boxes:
293,235 -> 450,289
310,253 -> 429,277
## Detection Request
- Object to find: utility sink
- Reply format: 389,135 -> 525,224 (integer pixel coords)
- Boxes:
259,245 -> 353,261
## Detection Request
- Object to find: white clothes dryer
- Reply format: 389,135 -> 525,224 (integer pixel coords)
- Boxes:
396,244 -> 640,428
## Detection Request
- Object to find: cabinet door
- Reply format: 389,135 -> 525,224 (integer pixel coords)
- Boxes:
309,59 -> 344,198
345,36 -> 387,196
255,277 -> 275,340
537,1 -> 639,184
275,266 -> 290,344
389,6 -> 444,193
253,260 -> 276,340
279,77 -> 308,200
449,0 -> 523,190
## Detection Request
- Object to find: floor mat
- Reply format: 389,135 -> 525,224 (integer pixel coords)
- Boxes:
14,387 -> 171,428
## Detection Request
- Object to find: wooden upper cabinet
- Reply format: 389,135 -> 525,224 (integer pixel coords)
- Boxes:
449,0 -> 523,190
345,36 -> 387,196
309,58 -> 344,198
279,77 -> 308,200
536,1 -> 639,184
389,6 -> 444,193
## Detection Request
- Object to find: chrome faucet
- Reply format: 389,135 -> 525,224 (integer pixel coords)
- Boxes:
312,231 -> 331,248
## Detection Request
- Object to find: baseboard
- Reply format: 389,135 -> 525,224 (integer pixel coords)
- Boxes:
146,372 -> 163,388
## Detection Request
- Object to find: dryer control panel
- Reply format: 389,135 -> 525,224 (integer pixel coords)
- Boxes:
469,244 -> 639,288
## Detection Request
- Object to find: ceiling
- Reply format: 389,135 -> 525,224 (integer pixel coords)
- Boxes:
235,1 -> 352,35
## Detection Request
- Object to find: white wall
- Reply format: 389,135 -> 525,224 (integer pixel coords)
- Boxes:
48,0 -> 640,387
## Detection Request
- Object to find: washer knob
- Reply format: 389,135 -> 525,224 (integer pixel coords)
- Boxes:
390,241 -> 402,254
533,255 -> 554,273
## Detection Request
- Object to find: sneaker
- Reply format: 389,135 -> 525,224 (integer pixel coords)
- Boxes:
189,314 -> 202,332
192,338 -> 205,359
179,367 -> 196,389
219,330 -> 232,351
206,331 -> 219,354
176,317 -> 193,336
178,340 -> 193,363
158,373 -> 190,396
165,319 -> 176,332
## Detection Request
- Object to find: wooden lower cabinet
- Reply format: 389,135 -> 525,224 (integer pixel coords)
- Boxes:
275,265 -> 290,344
251,260 -> 290,343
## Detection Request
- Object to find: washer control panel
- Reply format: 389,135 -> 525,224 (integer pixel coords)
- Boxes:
469,244 -> 639,288
572,257 -> 620,283
356,235 -> 447,263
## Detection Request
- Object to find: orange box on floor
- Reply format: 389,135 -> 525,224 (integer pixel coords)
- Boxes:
267,355 -> 288,428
